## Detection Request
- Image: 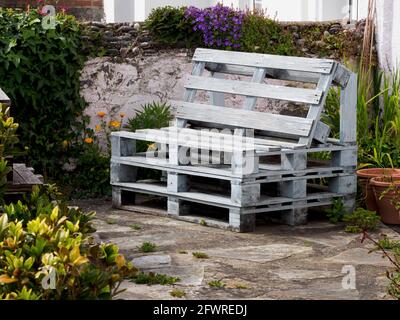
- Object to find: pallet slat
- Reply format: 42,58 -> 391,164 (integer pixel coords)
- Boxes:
193,48 -> 335,74
185,75 -> 323,105
172,101 -> 314,137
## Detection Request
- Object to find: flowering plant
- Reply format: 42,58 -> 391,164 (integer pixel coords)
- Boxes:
185,4 -> 244,49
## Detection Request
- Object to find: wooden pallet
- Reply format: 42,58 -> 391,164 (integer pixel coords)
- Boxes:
111,48 -> 358,232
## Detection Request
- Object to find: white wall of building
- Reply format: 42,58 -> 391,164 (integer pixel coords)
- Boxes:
375,0 -> 400,72
104,0 -> 369,23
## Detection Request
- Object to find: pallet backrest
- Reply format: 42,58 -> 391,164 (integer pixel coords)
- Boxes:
173,48 -> 352,148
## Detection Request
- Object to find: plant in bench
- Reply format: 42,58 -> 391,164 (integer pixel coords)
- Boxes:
125,102 -> 172,180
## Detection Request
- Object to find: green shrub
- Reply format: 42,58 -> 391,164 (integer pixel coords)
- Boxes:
145,6 -> 200,47
240,13 -> 295,55
0,9 -> 88,181
343,208 -> 380,233
0,186 -> 137,300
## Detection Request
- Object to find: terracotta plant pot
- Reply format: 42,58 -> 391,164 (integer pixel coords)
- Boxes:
356,168 -> 400,212
370,176 -> 400,225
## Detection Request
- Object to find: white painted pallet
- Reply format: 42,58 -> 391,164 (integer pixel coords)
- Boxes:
111,48 -> 358,232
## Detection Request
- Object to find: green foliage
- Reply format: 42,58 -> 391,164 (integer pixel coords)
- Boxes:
138,242 -> 157,253
356,69 -> 400,168
192,252 -> 209,259
0,9 -> 88,180
375,235 -> 400,251
125,101 -> 172,152
170,289 -> 186,298
240,13 -> 295,55
0,186 -> 137,300
208,280 -> 225,288
130,224 -> 141,231
343,208 -> 380,233
325,198 -> 347,224
145,6 -> 200,47
55,140 -> 111,199
322,88 -> 341,140
134,272 -> 180,285
0,104 -> 20,159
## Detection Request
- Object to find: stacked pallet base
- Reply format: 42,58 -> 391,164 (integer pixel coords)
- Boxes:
111,140 -> 357,232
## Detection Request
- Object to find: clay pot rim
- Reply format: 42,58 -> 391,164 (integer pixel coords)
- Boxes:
370,175 -> 400,187
357,168 -> 400,179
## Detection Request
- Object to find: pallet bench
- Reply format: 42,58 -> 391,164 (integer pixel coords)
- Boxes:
111,48 -> 358,232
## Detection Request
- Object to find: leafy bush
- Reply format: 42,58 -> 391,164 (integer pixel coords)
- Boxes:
240,12 -> 295,55
145,6 -> 200,47
0,9 -> 87,180
343,208 -> 380,233
185,4 -> 244,49
0,185 -> 137,300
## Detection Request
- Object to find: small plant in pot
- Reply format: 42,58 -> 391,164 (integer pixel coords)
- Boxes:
356,168 -> 400,212
370,175 -> 400,225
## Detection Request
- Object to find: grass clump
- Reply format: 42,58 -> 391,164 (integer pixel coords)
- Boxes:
138,242 -> 157,253
208,280 -> 225,288
134,272 -> 180,285
130,224 -> 142,230
192,252 -> 209,259
170,289 -> 186,298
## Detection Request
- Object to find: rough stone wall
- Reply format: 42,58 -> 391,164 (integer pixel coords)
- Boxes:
80,50 -> 310,130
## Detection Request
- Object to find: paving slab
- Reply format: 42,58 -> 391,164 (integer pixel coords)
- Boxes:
132,255 -> 172,269
73,199 -> 399,300
205,244 -> 313,263
324,248 -> 392,267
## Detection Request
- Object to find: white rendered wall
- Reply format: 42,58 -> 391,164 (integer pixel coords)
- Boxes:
104,0 -> 370,23
375,0 -> 400,72
104,0 -> 135,23
134,0 -> 211,22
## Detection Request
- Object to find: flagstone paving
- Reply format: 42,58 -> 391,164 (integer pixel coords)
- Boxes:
75,199 -> 398,300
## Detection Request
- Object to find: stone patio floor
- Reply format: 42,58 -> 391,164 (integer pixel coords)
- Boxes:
75,199 -> 400,300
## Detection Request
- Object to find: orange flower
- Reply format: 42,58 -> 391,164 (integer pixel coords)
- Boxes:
119,112 -> 126,118
84,138 -> 94,144
97,111 -> 106,118
109,120 -> 121,128
95,124 -> 101,132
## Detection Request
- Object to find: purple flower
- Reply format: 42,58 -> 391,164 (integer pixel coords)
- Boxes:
185,4 -> 243,49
